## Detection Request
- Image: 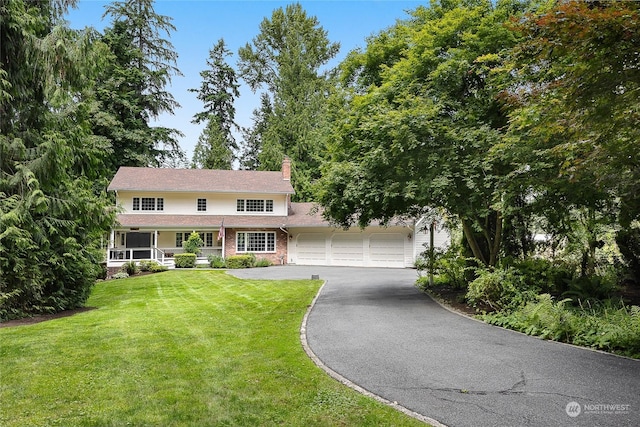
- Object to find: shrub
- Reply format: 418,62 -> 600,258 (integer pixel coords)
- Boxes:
482,295 -> 640,358
562,274 -> 618,303
510,258 -> 573,294
174,253 -> 196,268
254,257 -> 272,267
416,247 -> 469,290
226,255 -> 255,269
111,272 -> 129,280
149,264 -> 168,273
138,260 -> 161,272
466,267 -> 539,312
208,254 -> 227,268
183,232 -> 204,255
121,261 -> 138,276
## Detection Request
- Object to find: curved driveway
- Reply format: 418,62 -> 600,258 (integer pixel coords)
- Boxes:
229,266 -> 640,427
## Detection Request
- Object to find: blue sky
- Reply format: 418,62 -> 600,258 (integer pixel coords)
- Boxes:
66,1 -> 425,162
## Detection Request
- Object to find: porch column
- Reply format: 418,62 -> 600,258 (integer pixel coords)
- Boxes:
109,230 -> 115,247
154,230 -> 158,261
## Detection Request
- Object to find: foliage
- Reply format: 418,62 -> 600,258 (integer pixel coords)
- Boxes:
182,232 -> 204,255
190,38 -> 240,169
174,253 -> 196,268
111,272 -> 130,280
317,0 -> 534,266
121,260 -> 139,276
507,257 -> 574,295
238,3 -> 339,200
138,259 -> 167,273
482,295 -> 640,358
226,254 -> 256,269
138,259 -> 156,272
149,263 -> 168,273
96,0 -> 185,171
509,1 -> 640,226
208,254 -> 227,268
0,271 -> 423,425
503,1 -> 640,283
254,258 -> 272,268
416,246 -> 469,290
0,0 -> 115,321
562,275 -> 618,304
616,225 -> 640,283
466,267 -> 540,312
192,118 -> 234,170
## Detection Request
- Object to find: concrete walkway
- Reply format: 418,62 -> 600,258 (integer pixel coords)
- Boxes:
229,266 -> 640,427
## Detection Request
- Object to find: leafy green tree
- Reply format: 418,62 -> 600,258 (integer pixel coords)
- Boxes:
190,39 -> 240,169
238,3 -> 339,200
505,0 -> 640,276
97,0 -> 184,171
317,0 -> 532,266
0,0 -> 115,320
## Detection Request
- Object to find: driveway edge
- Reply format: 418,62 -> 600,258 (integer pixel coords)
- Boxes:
424,288 -> 640,362
300,280 -> 447,427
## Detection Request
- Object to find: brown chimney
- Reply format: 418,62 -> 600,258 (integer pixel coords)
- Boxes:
282,157 -> 291,181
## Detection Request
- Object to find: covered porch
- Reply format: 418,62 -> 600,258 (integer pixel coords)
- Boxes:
107,228 -> 223,268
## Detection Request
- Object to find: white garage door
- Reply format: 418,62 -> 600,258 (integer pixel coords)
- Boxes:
296,233 -> 326,265
331,234 -> 364,266
370,234 -> 405,267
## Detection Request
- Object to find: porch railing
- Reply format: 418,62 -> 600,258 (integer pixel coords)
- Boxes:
108,247 -> 223,263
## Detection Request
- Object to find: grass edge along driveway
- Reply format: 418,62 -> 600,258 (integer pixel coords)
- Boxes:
0,270 -> 426,427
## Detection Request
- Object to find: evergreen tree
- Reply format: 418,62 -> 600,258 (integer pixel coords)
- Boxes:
97,0 -> 184,171
238,3 -> 339,200
0,0 -> 115,320
190,39 -> 239,169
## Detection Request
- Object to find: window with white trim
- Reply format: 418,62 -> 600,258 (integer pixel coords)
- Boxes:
197,198 -> 207,212
176,232 -> 214,248
133,197 -> 163,211
236,231 -> 276,253
236,199 -> 274,213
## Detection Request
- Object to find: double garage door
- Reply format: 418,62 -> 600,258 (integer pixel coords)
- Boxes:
295,232 -> 408,268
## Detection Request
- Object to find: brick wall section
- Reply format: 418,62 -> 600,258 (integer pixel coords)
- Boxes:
224,228 -> 288,265
107,266 -> 121,278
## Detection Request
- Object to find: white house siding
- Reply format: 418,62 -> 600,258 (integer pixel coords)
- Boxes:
288,227 -> 415,268
115,191 -> 289,216
413,220 -> 450,260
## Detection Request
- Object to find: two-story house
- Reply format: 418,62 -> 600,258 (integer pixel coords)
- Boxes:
106,158 -> 448,273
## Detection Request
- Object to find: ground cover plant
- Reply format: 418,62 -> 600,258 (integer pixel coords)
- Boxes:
0,271 -> 424,427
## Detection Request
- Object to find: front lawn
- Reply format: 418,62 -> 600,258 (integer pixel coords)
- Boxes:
0,271 -> 424,426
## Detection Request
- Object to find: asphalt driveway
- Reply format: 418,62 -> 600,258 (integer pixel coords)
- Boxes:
229,266 -> 640,427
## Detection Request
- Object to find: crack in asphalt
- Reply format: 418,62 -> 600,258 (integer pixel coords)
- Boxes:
380,371 -> 585,402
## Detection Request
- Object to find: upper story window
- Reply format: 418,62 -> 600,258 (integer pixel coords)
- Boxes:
197,198 -> 207,212
132,197 -> 163,211
236,199 -> 274,213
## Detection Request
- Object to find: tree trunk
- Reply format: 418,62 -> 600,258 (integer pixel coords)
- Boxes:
462,219 -> 488,266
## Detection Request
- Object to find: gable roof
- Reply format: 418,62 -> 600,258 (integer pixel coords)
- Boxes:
108,167 -> 295,194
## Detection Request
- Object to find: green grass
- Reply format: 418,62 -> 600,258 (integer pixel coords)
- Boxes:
0,271 -> 425,426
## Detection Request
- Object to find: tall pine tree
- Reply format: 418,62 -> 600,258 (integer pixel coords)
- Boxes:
96,0 -> 184,172
190,39 -> 239,169
238,3 -> 339,200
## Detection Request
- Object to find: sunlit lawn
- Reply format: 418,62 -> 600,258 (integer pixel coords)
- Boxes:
0,270 -> 425,426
